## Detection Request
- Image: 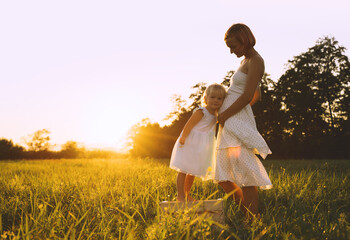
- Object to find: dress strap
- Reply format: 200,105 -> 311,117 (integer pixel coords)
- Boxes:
193,106 -> 205,115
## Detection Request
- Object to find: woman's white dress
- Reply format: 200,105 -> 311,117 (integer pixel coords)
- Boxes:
170,107 -> 217,180
215,70 -> 273,189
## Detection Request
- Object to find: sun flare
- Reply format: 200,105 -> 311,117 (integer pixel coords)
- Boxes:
81,94 -> 140,150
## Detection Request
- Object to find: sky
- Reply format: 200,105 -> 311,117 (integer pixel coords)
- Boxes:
0,0 -> 349,151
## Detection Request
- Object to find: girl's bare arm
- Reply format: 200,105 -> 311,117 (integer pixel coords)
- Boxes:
179,109 -> 204,144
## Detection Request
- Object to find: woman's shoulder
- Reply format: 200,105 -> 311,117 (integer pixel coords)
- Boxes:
250,52 -> 264,64
248,54 -> 265,74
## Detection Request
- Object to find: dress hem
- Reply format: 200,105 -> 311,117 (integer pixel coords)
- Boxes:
170,166 -> 214,181
213,178 -> 273,190
217,145 -> 272,159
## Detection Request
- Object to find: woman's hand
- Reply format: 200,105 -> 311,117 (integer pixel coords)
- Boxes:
218,112 -> 228,127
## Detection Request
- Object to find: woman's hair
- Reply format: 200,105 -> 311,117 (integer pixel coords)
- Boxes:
224,23 -> 256,50
202,83 -> 226,105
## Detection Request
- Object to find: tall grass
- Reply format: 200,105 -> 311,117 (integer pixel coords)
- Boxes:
0,158 -> 349,239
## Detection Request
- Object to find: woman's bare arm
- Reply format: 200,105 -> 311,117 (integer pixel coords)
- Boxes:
218,56 -> 264,125
250,85 -> 261,106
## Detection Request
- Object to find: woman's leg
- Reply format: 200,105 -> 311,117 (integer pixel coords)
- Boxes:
242,186 -> 259,216
218,181 -> 247,214
184,174 -> 195,201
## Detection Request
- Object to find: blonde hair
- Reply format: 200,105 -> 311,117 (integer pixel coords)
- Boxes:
202,83 -> 226,105
224,23 -> 256,51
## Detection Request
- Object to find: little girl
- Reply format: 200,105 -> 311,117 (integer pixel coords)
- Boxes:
169,83 -> 226,201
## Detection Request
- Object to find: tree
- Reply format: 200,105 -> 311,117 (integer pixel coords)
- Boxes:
163,94 -> 188,123
221,70 -> 235,87
0,138 -> 24,160
128,118 -> 176,158
276,36 -> 350,158
60,141 -> 84,159
24,129 -> 51,152
188,82 -> 208,110
251,73 -> 288,158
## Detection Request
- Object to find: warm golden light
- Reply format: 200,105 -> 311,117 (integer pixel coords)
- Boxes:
227,146 -> 241,159
80,94 -> 141,150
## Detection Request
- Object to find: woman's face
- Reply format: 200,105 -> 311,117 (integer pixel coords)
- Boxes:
225,36 -> 244,58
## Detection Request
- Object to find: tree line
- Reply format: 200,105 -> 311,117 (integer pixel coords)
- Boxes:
0,129 -> 124,160
128,36 -> 350,159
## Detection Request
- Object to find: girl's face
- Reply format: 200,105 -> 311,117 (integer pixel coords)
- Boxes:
225,36 -> 244,58
206,93 -> 224,111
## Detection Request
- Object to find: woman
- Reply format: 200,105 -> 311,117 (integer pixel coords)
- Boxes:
215,23 -> 272,217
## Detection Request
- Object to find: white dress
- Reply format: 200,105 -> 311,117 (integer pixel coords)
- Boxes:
170,107 -> 217,180
215,70 -> 273,189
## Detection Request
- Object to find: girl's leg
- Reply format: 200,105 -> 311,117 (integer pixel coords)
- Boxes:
176,172 -> 186,201
218,181 -> 247,214
184,174 -> 195,201
242,186 -> 259,216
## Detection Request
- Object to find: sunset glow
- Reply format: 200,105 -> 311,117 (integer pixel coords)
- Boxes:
0,0 -> 349,150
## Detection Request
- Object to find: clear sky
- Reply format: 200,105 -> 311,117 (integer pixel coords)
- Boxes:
1,0 -> 349,151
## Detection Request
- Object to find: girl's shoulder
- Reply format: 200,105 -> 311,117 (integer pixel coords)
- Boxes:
193,106 -> 211,115
191,106 -> 205,118
193,106 -> 216,118
193,106 -> 204,111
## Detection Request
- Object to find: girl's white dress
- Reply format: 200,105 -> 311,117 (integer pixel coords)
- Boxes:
170,107 -> 217,180
215,70 -> 273,189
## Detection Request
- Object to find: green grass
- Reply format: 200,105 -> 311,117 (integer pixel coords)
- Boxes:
0,158 -> 349,239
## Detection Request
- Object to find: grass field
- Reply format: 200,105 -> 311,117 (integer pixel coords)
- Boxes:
0,158 -> 349,239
